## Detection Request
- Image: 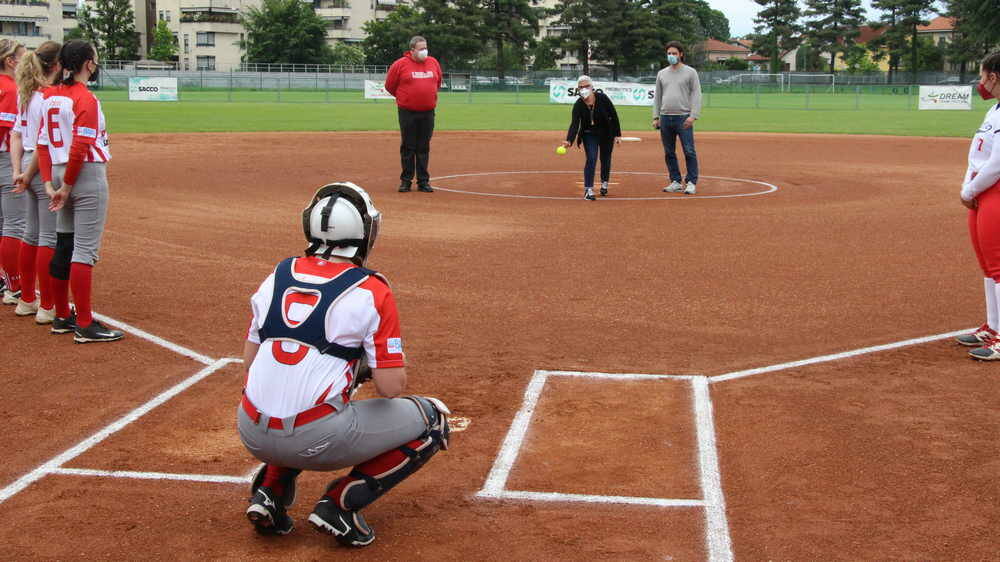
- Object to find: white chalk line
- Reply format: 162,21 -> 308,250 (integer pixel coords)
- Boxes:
692,377 -> 734,562
429,171 -> 779,200
0,357 -> 239,505
484,490 -> 705,507
537,369 -> 698,381
49,468 -> 251,485
478,370 -> 548,496
709,328 -> 973,383
92,311 -> 215,365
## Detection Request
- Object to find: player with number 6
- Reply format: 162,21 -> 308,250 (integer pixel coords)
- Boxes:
957,51 -> 1000,360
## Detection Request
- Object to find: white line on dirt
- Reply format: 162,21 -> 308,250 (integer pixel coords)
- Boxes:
49,468 -> 250,484
476,370 -> 548,497
490,490 -> 705,507
692,377 -> 734,562
92,311 -> 216,365
537,370 -> 696,381
0,358 -> 238,505
709,328 -> 972,383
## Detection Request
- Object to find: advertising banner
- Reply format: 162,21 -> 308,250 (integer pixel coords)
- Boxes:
363,80 -> 395,99
548,79 -> 654,106
918,85 -> 972,110
127,77 -> 178,101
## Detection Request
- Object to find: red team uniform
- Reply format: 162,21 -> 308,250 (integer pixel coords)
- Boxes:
0,72 -> 22,298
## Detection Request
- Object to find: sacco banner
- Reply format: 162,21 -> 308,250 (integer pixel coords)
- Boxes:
364,80 -> 395,99
128,77 -> 178,101
918,85 -> 972,110
549,80 -> 654,106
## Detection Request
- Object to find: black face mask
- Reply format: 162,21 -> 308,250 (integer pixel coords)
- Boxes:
88,62 -> 100,83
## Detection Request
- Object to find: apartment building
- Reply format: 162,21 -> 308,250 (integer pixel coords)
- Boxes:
316,0 -> 405,45
154,0 -> 256,70
0,0 -> 63,49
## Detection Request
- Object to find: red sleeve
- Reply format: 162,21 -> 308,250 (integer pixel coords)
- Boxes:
71,92 -> 99,146
38,143 -> 52,182
62,139 -> 88,185
384,59 -> 401,96
0,86 -> 16,127
436,59 -> 443,88
370,285 -> 405,368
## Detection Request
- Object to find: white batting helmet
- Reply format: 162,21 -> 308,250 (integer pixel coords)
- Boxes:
302,182 -> 381,265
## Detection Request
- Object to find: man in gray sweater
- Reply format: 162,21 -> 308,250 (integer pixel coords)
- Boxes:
652,41 -> 702,195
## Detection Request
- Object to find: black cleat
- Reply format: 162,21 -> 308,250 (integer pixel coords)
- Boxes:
308,498 -> 375,547
246,487 -> 295,536
398,182 -> 412,192
417,183 -> 434,193
73,320 -> 124,343
51,314 -> 77,334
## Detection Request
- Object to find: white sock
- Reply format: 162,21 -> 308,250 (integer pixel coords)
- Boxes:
988,277 -> 999,330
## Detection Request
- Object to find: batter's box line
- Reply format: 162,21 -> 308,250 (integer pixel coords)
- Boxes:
476,370 -> 732,562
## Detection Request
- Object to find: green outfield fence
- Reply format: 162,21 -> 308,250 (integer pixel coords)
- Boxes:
97,63 -> 978,111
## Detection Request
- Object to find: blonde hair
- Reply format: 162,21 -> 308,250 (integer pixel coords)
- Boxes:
16,41 -> 60,113
0,39 -> 23,72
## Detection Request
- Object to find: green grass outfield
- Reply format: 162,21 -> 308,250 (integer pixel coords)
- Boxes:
99,87 -> 991,137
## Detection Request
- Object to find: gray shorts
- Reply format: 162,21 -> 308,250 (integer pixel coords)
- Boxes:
53,162 -> 108,265
238,396 -> 428,471
22,152 -> 56,248
0,152 -> 26,240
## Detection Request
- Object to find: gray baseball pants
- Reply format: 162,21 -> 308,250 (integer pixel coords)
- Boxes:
52,162 -> 108,265
238,396 -> 428,471
21,152 -> 56,248
0,152 -> 25,239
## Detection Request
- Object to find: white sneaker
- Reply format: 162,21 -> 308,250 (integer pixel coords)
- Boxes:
35,306 -> 55,325
684,182 -> 696,195
584,188 -> 596,201
663,181 -> 684,193
14,298 -> 39,316
2,289 -> 21,305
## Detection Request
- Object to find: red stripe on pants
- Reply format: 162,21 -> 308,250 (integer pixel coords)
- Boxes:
968,181 -> 1000,281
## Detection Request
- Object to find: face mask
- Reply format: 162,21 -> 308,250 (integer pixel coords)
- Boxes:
578,87 -> 592,98
979,77 -> 996,101
416,49 -> 428,60
667,54 -> 679,65
89,61 -> 100,83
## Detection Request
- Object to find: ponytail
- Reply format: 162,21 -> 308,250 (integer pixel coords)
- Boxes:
16,41 -> 60,113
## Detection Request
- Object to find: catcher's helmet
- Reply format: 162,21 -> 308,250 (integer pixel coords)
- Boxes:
302,182 -> 381,265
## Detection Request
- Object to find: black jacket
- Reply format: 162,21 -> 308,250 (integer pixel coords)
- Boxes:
565,91 -> 622,146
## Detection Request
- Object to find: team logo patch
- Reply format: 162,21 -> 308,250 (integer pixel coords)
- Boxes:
387,337 -> 403,354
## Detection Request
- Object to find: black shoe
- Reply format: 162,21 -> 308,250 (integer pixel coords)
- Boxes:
398,183 -> 412,192
51,313 -> 77,334
249,464 -> 297,508
417,184 -> 434,193
73,319 -> 124,343
247,487 -> 295,536
599,186 -> 608,197
308,497 -> 375,547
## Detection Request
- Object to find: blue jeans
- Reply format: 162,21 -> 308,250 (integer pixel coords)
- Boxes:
582,131 -> 614,189
659,114 -> 698,184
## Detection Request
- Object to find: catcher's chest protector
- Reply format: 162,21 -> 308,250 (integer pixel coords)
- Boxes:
258,257 -> 376,361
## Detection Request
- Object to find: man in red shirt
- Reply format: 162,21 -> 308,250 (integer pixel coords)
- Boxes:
384,36 -> 442,193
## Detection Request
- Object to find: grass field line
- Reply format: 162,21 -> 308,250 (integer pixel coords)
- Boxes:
49,467 -> 251,484
709,328 -> 973,383
0,358 -> 240,505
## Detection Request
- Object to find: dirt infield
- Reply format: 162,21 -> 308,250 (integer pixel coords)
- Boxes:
1,130 -> 997,560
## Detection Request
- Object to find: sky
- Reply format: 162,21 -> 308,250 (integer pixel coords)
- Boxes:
713,0 -> 942,38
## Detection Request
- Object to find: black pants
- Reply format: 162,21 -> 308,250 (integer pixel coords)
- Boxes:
582,131 -> 614,187
398,107 -> 435,186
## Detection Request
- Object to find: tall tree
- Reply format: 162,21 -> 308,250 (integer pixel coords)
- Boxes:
362,0 -> 483,68
803,0 -> 865,73
328,41 -> 365,65
148,19 -> 177,62
751,0 -> 802,74
80,0 -> 140,60
549,0 -> 602,75
361,6 -> 423,66
895,0 -> 934,83
868,0 -> 908,82
692,0 -> 730,41
945,0 -> 999,79
479,0 -> 540,80
242,0 -> 332,64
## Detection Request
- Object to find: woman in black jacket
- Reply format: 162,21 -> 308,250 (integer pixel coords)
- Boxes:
562,75 -> 622,200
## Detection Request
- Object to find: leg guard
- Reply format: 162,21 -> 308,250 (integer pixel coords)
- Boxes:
326,395 -> 450,512
50,233 -> 73,281
249,463 -> 300,508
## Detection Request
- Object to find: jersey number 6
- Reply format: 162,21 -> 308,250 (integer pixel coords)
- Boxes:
46,107 -> 64,148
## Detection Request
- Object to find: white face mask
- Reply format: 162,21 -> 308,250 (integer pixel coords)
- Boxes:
578,87 -> 592,98
416,49 -> 428,60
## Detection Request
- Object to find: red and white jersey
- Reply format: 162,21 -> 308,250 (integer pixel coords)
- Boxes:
245,257 -> 406,418
38,81 -> 111,163
963,103 -> 1000,201
0,74 -> 18,152
15,90 -> 45,151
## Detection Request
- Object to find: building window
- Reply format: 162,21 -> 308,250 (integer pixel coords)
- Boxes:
196,31 -> 215,47
183,34 -> 190,54
196,55 -> 215,70
165,10 -> 171,21
158,10 -> 163,19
